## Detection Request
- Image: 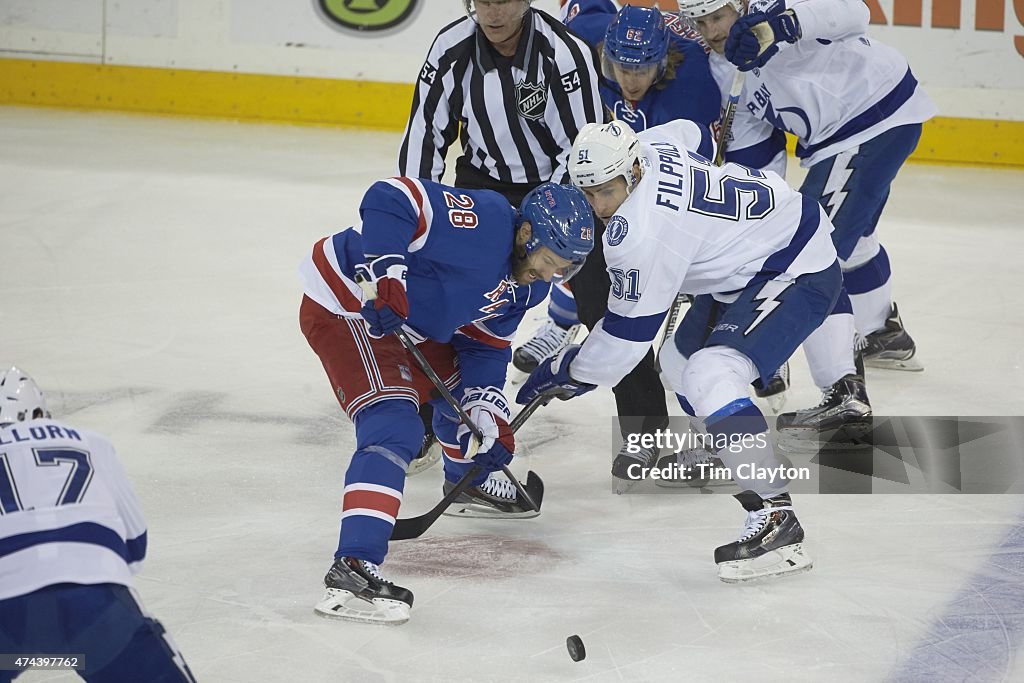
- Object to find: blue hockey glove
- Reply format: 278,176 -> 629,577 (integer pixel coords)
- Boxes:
515,345 -> 596,405
354,254 -> 409,338
458,387 -> 515,472
725,2 -> 800,72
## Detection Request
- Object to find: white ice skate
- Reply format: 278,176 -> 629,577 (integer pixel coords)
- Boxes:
715,493 -> 814,583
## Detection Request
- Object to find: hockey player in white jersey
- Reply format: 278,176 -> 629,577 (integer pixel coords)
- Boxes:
678,0 -> 935,430
518,119 -> 852,581
0,367 -> 196,683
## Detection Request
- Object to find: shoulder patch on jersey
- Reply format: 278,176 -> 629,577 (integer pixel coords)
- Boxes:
516,80 -> 547,120
419,61 -> 437,86
605,215 -> 629,247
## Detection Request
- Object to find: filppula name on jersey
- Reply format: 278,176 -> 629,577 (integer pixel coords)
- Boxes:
0,424 -> 82,445
626,462 -> 811,484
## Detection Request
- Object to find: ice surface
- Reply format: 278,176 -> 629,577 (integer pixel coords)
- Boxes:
3,107 -> 1024,682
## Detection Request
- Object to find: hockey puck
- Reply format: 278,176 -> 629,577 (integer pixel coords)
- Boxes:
566,635 -> 586,662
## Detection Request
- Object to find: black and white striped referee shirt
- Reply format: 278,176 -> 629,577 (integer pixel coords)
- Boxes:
397,9 -> 603,190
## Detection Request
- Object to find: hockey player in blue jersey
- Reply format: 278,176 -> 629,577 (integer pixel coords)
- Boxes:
678,0 -> 935,430
298,179 -> 593,624
0,367 -> 196,683
561,1 -> 720,133
519,120 -> 846,582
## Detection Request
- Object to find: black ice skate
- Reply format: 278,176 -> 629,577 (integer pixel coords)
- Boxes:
314,557 -> 413,625
859,302 -> 923,371
442,471 -> 541,519
512,320 -> 581,374
776,374 -> 872,450
753,361 -> 790,413
653,448 -> 732,488
715,492 -> 813,583
611,440 -> 660,494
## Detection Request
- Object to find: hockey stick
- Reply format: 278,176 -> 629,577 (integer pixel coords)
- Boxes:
653,63 -> 746,367
391,326 -> 540,511
652,293 -> 689,373
391,393 -> 550,541
713,68 -> 746,167
711,14 -> 776,165
354,274 -> 540,514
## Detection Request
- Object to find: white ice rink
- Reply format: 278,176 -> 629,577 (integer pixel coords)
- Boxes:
3,106 -> 1024,682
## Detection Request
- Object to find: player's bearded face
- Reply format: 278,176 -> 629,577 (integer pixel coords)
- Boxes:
580,177 -> 630,223
512,223 -> 576,285
690,6 -> 741,54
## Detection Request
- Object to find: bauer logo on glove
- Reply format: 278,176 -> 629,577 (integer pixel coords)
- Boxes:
458,387 -> 515,471
354,254 -> 410,338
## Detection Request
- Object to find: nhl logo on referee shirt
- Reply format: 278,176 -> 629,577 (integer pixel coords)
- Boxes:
515,80 -> 547,120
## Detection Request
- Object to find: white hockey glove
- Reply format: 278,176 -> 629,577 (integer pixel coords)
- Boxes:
457,386 -> 515,471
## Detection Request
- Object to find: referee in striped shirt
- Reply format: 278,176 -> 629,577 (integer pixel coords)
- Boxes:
398,0 -> 671,481
398,0 -> 602,201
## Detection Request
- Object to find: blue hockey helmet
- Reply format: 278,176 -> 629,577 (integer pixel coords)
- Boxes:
602,6 -> 670,84
518,183 -> 594,280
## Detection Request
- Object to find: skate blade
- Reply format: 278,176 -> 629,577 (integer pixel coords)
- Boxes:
314,589 -> 410,625
507,364 -> 530,385
864,355 -> 924,372
406,442 -> 441,477
442,503 -> 541,519
612,476 -> 647,494
718,544 -> 813,583
765,391 -> 788,413
776,434 -> 872,455
776,419 -> 874,454
654,476 -> 734,489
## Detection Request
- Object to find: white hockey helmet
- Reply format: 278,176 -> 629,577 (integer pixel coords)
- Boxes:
569,121 -> 642,191
677,0 -> 745,19
0,366 -> 50,427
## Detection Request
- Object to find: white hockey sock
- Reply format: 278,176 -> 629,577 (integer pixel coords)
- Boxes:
802,312 -> 857,388
850,283 -> 892,337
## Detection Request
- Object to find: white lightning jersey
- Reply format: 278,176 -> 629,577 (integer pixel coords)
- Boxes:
732,0 -> 936,167
708,56 -> 788,177
570,119 -> 837,387
0,419 -> 147,601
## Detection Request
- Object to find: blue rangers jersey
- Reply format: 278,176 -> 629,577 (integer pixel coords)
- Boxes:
570,120 -> 837,387
562,0 -> 721,132
298,178 -> 549,389
729,0 -> 937,167
0,419 -> 147,601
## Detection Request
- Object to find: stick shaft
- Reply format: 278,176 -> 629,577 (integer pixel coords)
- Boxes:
713,69 -> 746,167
